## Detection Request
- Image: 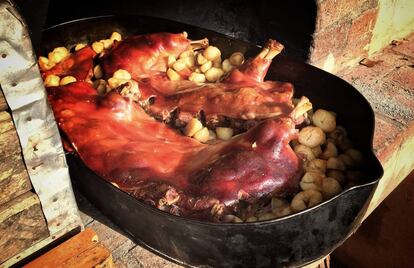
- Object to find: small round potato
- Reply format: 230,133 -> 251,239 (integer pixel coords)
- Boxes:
294,144 -> 315,161
326,169 -> 346,185
167,55 -> 176,67
298,126 -> 326,148
205,67 -> 224,82
182,55 -> 195,68
93,65 -> 103,79
326,157 -> 346,171
172,59 -> 187,72
74,43 -> 87,51
113,69 -> 132,80
110,32 -> 122,42
208,130 -> 217,140
92,41 -> 104,54
346,148 -> 364,166
312,109 -> 336,133
321,141 -> 338,160
222,59 -> 233,73
184,118 -> 203,137
229,52 -> 245,66
304,158 -> 327,174
93,79 -> 108,95
59,76 -> 77,86
311,146 -> 322,158
167,68 -> 181,81
193,127 -> 209,143
44,74 -> 60,87
216,127 -> 234,140
338,153 -> 353,167
196,53 -> 208,65
179,50 -> 194,59
107,77 -> 128,89
212,56 -> 222,68
203,45 -> 221,61
300,171 -> 324,191
48,47 -> 69,64
189,72 -> 206,83
290,189 -> 323,212
200,61 -> 213,73
38,56 -> 55,71
322,177 -> 342,199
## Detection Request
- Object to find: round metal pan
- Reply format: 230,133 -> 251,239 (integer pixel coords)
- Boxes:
41,15 -> 383,268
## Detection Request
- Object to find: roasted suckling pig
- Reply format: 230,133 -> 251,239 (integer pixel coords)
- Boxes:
40,31 -> 364,222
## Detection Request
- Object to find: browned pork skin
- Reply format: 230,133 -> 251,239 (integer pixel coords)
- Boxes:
47,81 -> 309,220
135,39 -> 292,126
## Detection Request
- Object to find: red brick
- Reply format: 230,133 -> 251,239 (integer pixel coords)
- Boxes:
385,66 -> 414,91
348,8 -> 378,42
373,113 -> 404,162
310,21 -> 351,61
316,0 -> 378,30
391,32 -> 414,58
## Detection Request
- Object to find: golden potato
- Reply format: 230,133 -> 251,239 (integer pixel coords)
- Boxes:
311,146 -> 322,158
167,55 -> 176,67
184,118 -> 203,137
167,68 -> 181,81
291,190 -> 323,212
326,157 -> 346,171
193,127 -> 209,143
321,141 -> 338,160
222,59 -> 233,73
203,45 -> 221,61
216,127 -> 234,140
59,76 -> 77,86
229,52 -> 245,66
205,67 -> 224,82
93,65 -> 103,79
200,60 -> 213,73
304,158 -> 327,174
196,53 -> 208,65
110,31 -> 122,42
113,69 -> 131,80
346,148 -> 364,166
312,109 -> 336,133
44,74 -> 60,87
299,171 -> 324,191
326,169 -> 346,185
298,126 -> 326,148
322,177 -> 342,199
294,144 -> 315,161
189,72 -> 206,83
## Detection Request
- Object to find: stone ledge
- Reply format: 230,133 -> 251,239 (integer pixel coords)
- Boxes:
338,32 -> 414,216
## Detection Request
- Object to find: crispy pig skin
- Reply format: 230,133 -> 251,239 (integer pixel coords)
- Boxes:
47,82 -> 301,219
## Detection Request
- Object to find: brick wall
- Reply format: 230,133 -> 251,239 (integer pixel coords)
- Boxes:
309,0 -> 379,73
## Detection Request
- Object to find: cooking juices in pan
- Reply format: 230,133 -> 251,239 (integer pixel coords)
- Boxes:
41,30 -> 367,223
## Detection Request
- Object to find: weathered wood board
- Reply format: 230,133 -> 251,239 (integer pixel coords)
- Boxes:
24,228 -> 113,268
0,89 -> 7,112
0,111 -> 32,206
0,191 -> 49,263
